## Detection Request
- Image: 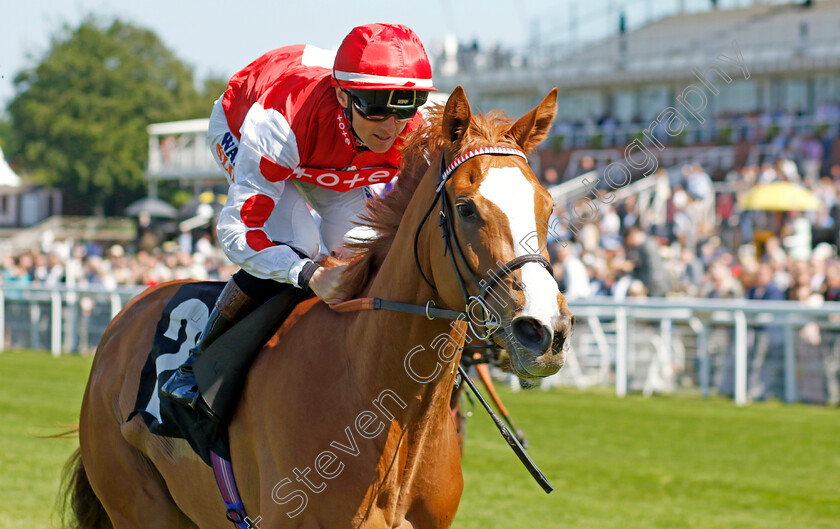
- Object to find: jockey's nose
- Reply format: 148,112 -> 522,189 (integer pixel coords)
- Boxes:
511,316 -> 552,353
378,115 -> 398,132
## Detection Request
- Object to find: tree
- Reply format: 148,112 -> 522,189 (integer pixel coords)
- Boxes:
7,16 -> 219,214
0,117 -> 14,154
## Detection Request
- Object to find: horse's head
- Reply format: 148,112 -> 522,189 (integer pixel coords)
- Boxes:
425,86 -> 575,380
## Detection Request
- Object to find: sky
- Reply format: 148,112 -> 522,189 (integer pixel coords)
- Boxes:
1,0 -> 760,110
0,0 -> 573,109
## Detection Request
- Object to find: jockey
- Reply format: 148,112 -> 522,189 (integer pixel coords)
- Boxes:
160,23 -> 436,416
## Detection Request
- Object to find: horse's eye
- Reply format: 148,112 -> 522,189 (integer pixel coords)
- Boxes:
456,202 -> 475,218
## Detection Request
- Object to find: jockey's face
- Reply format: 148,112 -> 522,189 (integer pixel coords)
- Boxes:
335,88 -> 408,153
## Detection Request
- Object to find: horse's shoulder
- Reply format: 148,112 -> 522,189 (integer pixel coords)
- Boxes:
258,295 -> 346,359
282,295 -> 337,329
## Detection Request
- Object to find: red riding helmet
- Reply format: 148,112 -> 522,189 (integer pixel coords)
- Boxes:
333,23 -> 436,92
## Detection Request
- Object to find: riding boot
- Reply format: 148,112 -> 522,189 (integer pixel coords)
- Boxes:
159,278 -> 259,418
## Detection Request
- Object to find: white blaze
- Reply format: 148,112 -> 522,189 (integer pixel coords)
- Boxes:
478,167 -> 561,327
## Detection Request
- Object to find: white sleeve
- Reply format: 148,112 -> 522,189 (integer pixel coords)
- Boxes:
215,103 -> 311,287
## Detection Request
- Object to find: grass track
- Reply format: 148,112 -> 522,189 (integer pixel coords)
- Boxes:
1,350 -> 838,528
0,350 -> 92,529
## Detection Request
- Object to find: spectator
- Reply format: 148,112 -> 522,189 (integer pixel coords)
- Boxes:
554,243 -> 592,300
700,261 -> 743,299
542,167 -> 560,186
800,133 -> 823,185
747,263 -> 786,302
677,247 -> 705,296
599,205 -> 621,249
685,163 -> 713,202
746,262 -> 786,400
623,224 -> 672,297
1,255 -> 31,286
822,261 -> 840,302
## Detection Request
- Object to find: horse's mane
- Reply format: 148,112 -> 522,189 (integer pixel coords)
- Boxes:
340,104 -> 523,297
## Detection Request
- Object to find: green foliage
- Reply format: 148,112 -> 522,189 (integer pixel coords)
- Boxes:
170,188 -> 195,209
7,16 -> 218,214
202,76 -> 230,102
0,118 -> 14,153
631,129 -> 646,143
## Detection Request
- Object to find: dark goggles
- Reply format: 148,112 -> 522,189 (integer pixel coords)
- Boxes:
345,89 -> 428,122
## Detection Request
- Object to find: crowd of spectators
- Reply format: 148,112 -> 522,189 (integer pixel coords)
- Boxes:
548,102 -> 840,151
548,128 -> 840,313
4,127 -> 840,398
1,125 -> 840,313
0,231 -> 237,292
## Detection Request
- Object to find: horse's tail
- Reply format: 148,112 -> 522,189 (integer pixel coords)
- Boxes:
59,448 -> 113,529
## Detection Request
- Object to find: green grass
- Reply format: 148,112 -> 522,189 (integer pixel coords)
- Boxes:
455,387 -> 840,529
0,350 -> 92,529
1,350 -> 839,529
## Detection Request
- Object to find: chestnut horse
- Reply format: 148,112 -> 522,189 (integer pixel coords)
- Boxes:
65,86 -> 573,528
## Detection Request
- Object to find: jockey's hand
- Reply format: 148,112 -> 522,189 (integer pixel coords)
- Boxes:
309,264 -> 350,305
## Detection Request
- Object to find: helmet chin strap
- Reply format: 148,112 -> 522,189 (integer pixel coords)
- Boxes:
335,78 -> 369,151
342,106 -> 369,150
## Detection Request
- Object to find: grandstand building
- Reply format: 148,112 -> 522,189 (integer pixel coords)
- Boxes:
432,0 -> 840,145
144,1 -> 840,191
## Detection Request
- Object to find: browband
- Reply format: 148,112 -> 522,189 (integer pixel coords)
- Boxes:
437,147 -> 528,192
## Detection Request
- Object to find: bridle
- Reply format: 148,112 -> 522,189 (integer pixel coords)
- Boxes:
411,147 -> 553,356
328,145 -> 557,493
330,145 -> 553,354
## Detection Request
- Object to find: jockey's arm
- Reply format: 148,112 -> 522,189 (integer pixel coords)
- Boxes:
215,103 -> 352,304
216,180 -> 316,289
215,102 -> 319,290
216,184 -> 350,302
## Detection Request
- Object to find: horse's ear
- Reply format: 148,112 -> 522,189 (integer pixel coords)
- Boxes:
507,88 -> 558,153
441,86 -> 471,147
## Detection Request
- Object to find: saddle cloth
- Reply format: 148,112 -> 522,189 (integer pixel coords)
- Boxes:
130,281 -> 310,465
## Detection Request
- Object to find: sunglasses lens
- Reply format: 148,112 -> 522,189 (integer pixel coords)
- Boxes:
353,102 -> 417,122
349,90 -> 424,122
393,107 -> 419,120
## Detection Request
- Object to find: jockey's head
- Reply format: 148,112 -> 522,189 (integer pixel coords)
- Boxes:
333,23 -> 436,153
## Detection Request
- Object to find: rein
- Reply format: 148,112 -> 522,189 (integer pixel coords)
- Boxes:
329,146 -> 554,493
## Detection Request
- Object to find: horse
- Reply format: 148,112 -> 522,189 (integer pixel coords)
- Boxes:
64,85 -> 574,529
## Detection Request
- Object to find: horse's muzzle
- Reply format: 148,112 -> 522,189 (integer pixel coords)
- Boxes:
511,316 -> 552,352
506,310 -> 574,379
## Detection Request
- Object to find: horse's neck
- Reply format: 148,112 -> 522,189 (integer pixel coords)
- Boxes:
347,167 -> 460,445
343,195 -> 463,519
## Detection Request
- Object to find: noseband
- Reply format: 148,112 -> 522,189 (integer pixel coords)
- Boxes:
412,147 -> 553,353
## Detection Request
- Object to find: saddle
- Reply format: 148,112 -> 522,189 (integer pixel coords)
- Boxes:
130,281 -> 310,465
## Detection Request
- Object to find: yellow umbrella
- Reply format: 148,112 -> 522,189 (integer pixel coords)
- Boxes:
740,182 -> 821,211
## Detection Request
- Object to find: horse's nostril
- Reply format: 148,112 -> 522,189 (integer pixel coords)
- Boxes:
511,317 -> 551,351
